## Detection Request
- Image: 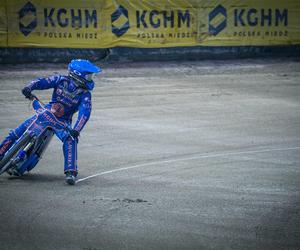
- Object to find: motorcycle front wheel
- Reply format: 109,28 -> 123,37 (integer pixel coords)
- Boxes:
0,133 -> 33,175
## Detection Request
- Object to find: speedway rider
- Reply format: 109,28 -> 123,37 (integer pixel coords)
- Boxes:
0,59 -> 101,185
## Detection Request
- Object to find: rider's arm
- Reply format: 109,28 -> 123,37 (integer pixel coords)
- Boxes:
26,75 -> 60,91
73,92 -> 92,133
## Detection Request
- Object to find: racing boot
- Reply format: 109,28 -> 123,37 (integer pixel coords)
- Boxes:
65,171 -> 76,185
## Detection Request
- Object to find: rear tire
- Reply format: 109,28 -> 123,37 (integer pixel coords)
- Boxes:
0,133 -> 32,175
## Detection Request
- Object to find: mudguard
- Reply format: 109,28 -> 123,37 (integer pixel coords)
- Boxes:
32,129 -> 54,157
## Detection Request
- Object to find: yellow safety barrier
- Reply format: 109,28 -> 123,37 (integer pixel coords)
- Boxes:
1,0 -> 300,48
0,2 -> 7,47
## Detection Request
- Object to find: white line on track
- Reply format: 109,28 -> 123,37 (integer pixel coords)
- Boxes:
76,146 -> 300,183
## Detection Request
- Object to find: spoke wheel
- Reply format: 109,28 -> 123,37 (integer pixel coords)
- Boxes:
0,133 -> 32,175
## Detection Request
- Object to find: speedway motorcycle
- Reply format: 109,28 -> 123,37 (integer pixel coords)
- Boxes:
0,94 -> 71,176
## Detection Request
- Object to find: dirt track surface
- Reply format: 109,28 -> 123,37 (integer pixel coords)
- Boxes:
0,59 -> 300,250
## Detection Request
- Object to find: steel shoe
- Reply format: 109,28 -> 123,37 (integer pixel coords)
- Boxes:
7,166 -> 22,177
65,171 -> 76,185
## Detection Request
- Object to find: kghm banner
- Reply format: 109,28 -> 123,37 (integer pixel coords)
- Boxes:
0,0 -> 299,48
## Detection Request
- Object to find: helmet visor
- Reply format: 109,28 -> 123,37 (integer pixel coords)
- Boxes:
85,73 -> 95,82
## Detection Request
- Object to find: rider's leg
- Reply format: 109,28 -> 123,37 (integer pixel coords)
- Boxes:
53,126 -> 78,184
0,116 -> 36,160
0,131 -> 18,160
62,136 -> 78,185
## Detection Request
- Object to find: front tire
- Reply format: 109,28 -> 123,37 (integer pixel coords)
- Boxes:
0,133 -> 32,175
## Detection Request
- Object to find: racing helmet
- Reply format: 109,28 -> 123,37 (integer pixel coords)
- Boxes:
68,59 -> 101,90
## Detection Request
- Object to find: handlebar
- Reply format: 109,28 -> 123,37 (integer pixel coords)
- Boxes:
29,93 -> 38,100
28,93 -> 77,138
29,93 -> 46,107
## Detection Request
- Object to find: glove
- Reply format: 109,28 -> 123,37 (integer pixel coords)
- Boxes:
22,87 -> 32,99
69,129 -> 80,139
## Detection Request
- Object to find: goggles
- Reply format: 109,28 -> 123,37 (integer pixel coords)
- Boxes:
84,73 -> 95,82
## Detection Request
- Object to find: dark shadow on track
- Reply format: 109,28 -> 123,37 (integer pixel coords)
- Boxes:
5,173 -> 63,183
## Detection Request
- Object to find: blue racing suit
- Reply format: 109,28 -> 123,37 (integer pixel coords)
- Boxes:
0,75 -> 92,175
